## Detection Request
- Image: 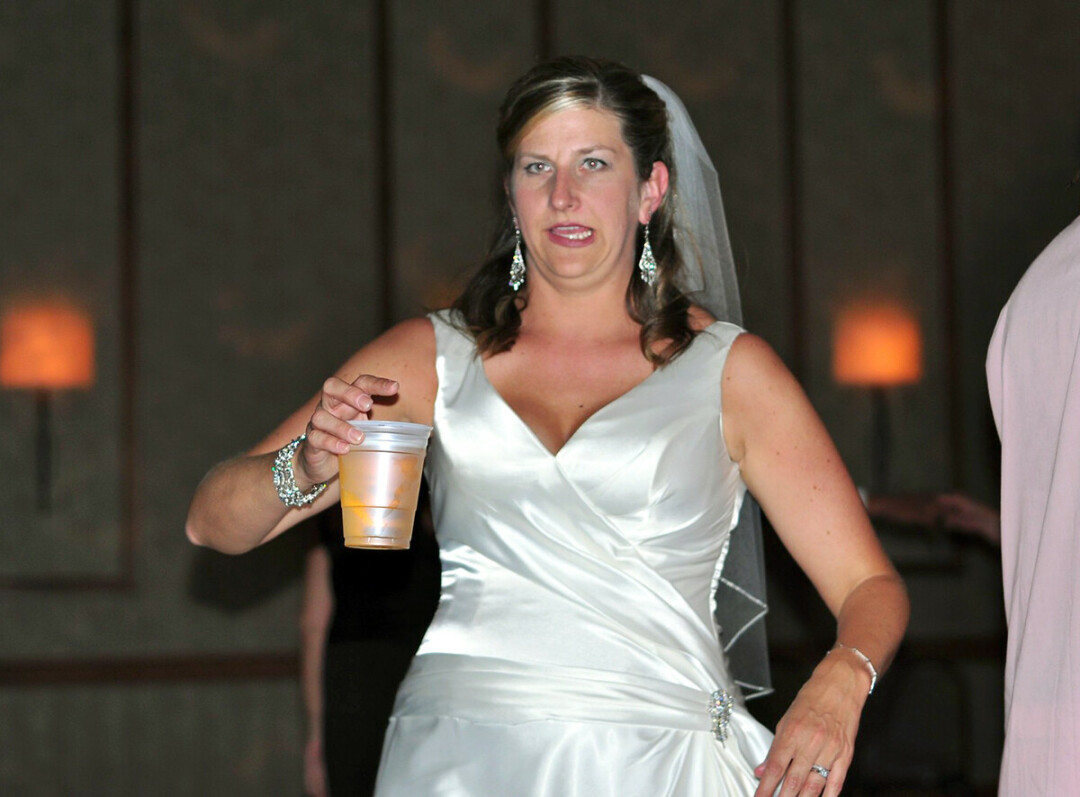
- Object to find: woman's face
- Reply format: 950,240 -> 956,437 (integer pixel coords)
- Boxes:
508,106 -> 667,294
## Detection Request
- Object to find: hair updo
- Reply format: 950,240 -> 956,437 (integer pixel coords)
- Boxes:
452,56 -> 694,365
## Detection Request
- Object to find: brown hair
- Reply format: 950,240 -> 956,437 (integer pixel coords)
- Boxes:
452,56 -> 693,365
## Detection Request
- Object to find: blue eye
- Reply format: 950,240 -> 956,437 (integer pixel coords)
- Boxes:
582,157 -> 607,171
523,162 -> 550,175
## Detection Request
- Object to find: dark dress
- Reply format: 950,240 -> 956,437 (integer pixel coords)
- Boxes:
319,485 -> 441,797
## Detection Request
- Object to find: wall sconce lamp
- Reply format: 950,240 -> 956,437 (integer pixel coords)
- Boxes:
0,304 -> 96,512
832,301 -> 923,491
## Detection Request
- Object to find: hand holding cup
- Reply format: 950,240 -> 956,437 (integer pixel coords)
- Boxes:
296,375 -> 401,489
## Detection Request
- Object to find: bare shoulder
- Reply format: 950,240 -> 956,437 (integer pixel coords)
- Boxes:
368,316 -> 435,361
338,317 -> 434,373
338,316 -> 437,424
248,317 -> 437,455
724,333 -> 794,389
722,333 -> 808,461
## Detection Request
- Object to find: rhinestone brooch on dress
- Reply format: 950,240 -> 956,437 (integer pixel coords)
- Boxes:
708,689 -> 735,744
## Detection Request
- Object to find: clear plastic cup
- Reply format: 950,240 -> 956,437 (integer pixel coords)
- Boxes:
337,420 -> 432,549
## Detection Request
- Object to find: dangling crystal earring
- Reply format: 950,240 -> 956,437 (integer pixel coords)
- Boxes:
509,219 -> 526,291
637,222 -> 658,286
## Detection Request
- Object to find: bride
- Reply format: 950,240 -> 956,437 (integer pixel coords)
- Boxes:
187,56 -> 908,797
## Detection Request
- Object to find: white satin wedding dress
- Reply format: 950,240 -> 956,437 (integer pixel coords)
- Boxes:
373,310 -> 774,796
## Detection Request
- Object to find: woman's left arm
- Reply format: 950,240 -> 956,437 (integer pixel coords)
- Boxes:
721,334 -> 909,797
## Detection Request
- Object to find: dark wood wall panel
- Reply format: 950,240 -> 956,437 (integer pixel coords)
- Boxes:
138,1 -> 383,451
388,0 -> 537,322
136,0 -> 383,651
3,0 -> 383,658
0,2 -> 125,581
951,0 -> 1080,500
0,680 -> 301,795
798,0 -> 948,492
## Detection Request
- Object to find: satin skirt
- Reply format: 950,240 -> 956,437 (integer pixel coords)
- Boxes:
374,654 -> 773,797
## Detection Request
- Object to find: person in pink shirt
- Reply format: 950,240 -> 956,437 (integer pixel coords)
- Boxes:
986,213 -> 1080,794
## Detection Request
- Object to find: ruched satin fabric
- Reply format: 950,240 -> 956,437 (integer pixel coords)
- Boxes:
373,311 -> 774,796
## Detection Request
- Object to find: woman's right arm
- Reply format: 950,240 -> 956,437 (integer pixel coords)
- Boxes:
185,318 -> 437,554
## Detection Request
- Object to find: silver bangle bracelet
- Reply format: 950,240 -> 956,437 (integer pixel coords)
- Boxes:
271,435 -> 327,508
830,642 -> 878,695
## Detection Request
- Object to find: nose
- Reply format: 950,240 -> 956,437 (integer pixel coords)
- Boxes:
549,170 -> 577,210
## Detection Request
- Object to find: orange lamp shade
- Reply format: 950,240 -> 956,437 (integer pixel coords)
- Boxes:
833,302 -> 923,387
0,305 -> 95,389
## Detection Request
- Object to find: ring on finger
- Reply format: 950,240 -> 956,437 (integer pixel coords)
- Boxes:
810,764 -> 830,779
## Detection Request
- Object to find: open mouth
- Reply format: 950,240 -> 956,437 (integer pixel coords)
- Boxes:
548,225 -> 594,242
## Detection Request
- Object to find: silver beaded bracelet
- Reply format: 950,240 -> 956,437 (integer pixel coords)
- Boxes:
271,435 -> 327,508
829,642 -> 878,695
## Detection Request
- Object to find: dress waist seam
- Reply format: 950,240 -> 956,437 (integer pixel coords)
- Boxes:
392,653 -> 738,734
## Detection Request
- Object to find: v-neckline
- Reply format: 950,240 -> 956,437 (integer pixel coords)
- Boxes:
476,321 -> 721,458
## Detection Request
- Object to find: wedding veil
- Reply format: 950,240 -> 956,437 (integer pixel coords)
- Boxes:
643,75 -> 772,700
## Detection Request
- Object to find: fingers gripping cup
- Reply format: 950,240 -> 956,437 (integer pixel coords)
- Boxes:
338,420 -> 432,549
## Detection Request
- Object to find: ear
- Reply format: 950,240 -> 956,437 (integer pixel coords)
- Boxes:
638,161 -> 670,224
504,179 -> 515,214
